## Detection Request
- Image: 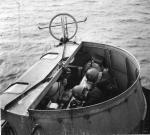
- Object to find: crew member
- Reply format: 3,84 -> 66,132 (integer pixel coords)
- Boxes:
82,56 -> 104,76
71,69 -> 103,107
59,89 -> 72,109
85,68 -> 102,87
84,68 -> 104,106
70,85 -> 85,108
96,68 -> 119,99
85,67 -> 119,102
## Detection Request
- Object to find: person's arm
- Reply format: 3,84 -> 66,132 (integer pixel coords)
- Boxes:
84,88 -> 103,106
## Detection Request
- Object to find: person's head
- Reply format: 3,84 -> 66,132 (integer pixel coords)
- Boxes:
92,56 -> 104,66
72,85 -> 88,101
86,68 -> 102,85
91,62 -> 102,72
84,61 -> 102,74
62,90 -> 72,103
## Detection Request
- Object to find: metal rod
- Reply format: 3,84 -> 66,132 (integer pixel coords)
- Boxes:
65,16 -> 69,38
61,16 -> 65,38
38,17 -> 87,30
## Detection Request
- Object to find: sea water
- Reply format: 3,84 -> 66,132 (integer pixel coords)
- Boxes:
1,0 -> 150,92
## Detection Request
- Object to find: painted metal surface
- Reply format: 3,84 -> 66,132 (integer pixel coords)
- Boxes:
28,80 -> 145,135
28,42 -> 146,135
1,42 -> 79,111
1,42 -> 80,135
1,42 -> 147,135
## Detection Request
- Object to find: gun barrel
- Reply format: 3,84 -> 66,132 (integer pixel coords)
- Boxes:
38,17 -> 87,30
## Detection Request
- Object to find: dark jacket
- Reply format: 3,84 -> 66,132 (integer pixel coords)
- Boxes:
96,77 -> 119,100
84,87 -> 103,106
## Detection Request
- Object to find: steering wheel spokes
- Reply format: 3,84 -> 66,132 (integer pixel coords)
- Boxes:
49,13 -> 78,42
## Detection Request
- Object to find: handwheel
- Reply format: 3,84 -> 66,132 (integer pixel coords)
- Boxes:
49,13 -> 78,41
